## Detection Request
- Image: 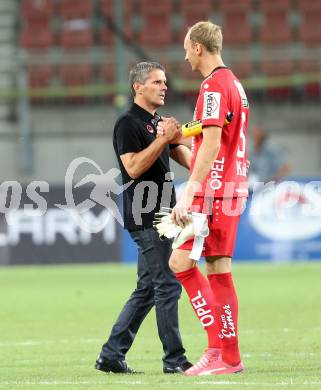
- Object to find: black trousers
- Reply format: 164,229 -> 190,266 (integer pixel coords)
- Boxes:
100,228 -> 187,367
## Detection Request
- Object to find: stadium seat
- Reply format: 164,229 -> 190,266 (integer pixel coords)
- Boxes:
28,64 -> 53,103
100,0 -> 133,18
179,0 -> 212,14
99,24 -> 133,47
177,0 -> 214,43
259,10 -> 292,46
20,24 -> 53,50
230,60 -> 253,80
139,16 -> 173,47
299,14 -> 321,46
21,0 -> 53,22
140,0 -> 172,15
299,59 -> 321,98
260,60 -> 294,98
298,0 -> 321,13
59,64 -> 92,102
59,0 -> 93,19
138,0 -> 173,47
100,63 -> 115,84
298,0 -> 321,46
258,0 -> 292,12
100,63 -> 116,99
61,21 -> 93,50
221,10 -> 252,46
99,0 -> 134,46
219,0 -> 252,12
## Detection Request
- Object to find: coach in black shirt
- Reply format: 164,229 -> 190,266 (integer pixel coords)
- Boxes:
95,62 -> 192,374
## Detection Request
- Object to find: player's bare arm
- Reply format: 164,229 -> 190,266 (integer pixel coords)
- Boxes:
170,145 -> 191,169
172,125 -> 222,226
120,118 -> 180,179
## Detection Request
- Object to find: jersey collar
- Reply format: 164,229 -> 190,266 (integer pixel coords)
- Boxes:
205,65 -> 228,79
130,103 -> 160,124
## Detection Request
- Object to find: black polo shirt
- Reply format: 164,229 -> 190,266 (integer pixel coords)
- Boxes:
113,103 -> 177,231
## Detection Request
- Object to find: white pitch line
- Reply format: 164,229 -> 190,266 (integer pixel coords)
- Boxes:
0,381 -> 106,386
2,380 -> 321,387
0,338 -> 101,347
1,327 -> 321,348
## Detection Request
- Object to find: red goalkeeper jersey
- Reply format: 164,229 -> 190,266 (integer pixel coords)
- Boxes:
190,66 -> 250,198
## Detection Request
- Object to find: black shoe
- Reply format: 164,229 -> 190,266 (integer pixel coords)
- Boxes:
163,361 -> 193,374
95,356 -> 138,374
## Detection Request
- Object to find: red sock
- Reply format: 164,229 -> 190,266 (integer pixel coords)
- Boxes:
175,267 -> 221,349
207,272 -> 240,366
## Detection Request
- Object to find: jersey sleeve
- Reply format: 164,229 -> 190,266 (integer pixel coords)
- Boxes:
198,80 -> 228,128
114,116 -> 143,155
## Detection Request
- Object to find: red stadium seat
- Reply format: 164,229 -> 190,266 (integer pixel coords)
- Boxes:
100,63 -> 115,84
100,0 -> 133,18
259,10 -> 292,46
59,64 -> 92,102
20,24 -> 53,50
230,60 -> 253,80
61,21 -> 93,50
99,0 -> 134,46
28,64 -> 53,87
100,63 -> 116,99
221,11 -> 252,47
59,0 -> 93,19
261,60 -> 294,98
219,0 -> 252,12
177,0 -> 213,43
258,0 -> 292,12
299,14 -> 321,46
21,0 -> 53,22
99,25 -> 133,47
139,16 -> 173,48
28,64 -> 53,103
138,0 -> 173,47
140,0 -> 172,16
180,0 -> 212,13
60,64 -> 92,85
298,0 -> 321,46
299,59 -> 321,98
298,0 -> 321,13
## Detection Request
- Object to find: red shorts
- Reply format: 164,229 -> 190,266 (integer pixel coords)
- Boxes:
179,197 -> 247,258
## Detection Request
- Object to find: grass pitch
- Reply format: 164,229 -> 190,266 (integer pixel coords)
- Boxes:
0,262 -> 321,390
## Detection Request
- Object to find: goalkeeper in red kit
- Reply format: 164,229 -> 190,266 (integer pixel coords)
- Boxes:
167,21 -> 249,376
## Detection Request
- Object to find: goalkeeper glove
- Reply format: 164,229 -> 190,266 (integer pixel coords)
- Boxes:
153,207 -> 209,260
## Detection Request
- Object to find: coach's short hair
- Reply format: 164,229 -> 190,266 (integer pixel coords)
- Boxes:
188,21 -> 223,54
129,61 -> 165,96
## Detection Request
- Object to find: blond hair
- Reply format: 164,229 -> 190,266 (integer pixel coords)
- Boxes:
188,21 -> 223,53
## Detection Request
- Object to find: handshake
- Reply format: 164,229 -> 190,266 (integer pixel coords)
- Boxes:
157,118 -> 203,143
153,207 -> 209,260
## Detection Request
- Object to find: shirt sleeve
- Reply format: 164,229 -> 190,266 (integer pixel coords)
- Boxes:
114,116 -> 143,155
198,80 -> 228,128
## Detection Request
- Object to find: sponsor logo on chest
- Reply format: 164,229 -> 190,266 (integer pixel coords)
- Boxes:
146,124 -> 154,134
202,92 -> 221,120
